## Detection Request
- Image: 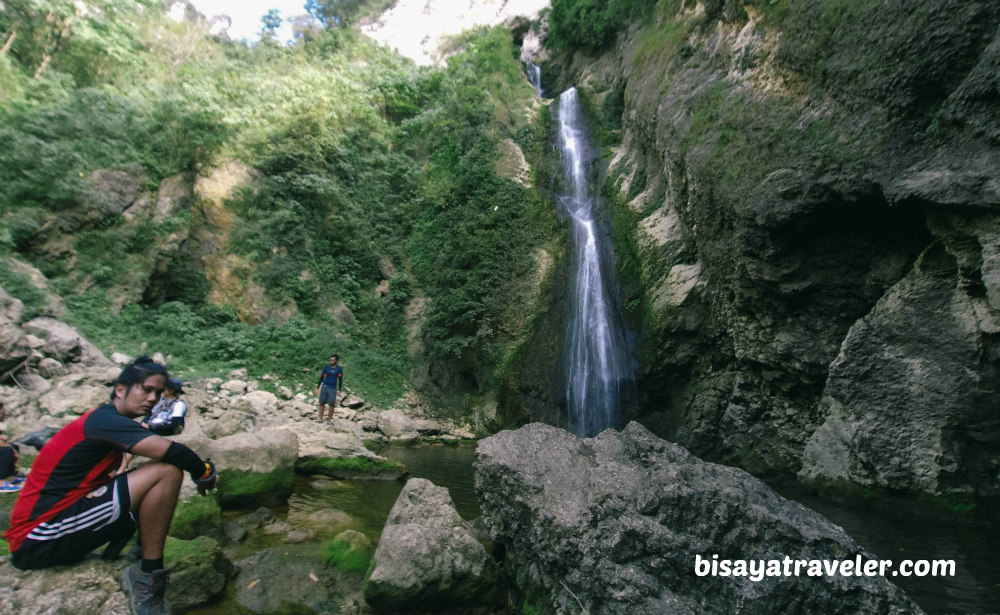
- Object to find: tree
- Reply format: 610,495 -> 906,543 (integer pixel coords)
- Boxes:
0,0 -> 150,81
304,0 -> 375,28
260,8 -> 281,41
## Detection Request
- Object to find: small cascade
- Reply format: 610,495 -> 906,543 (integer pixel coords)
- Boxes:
555,86 -> 636,437
526,62 -> 543,97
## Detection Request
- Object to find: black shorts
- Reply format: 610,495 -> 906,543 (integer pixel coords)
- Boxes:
11,473 -> 135,570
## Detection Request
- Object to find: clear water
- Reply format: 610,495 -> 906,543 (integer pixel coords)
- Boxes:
555,87 -> 636,437
769,484 -> 1000,614
181,443 -> 480,614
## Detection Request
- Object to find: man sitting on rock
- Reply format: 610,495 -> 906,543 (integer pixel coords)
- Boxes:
3,356 -> 219,615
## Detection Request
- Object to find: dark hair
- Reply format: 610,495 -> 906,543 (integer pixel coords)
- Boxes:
331,355 -> 339,361
110,355 -> 170,401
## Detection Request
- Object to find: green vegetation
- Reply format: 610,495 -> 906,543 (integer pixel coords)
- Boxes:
217,467 -> 296,507
547,0 -> 660,55
170,494 -> 223,540
0,261 -> 48,320
321,537 -> 374,573
163,535 -> 220,562
0,3 -> 549,413
295,455 -> 407,479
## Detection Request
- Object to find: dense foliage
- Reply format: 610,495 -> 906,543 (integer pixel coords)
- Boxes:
0,2 -> 547,411
547,0 -> 659,54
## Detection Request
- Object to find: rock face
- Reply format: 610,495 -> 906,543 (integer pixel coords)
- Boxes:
474,422 -> 922,615
0,557 -> 130,615
521,0 -> 1000,499
0,536 -> 232,615
364,478 -> 502,614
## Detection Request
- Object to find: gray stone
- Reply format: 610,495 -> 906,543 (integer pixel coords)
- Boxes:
208,429 -> 298,507
0,557 -> 129,615
202,410 -> 255,439
0,535 -> 230,615
474,422 -> 922,615
0,287 -> 29,373
234,543 -> 349,615
22,317 -> 111,367
364,478 -> 502,614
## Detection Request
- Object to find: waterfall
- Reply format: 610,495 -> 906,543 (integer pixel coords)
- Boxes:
526,62 -> 543,97
555,87 -> 636,437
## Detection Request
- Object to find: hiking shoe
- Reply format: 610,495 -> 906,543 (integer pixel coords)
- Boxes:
121,561 -> 171,615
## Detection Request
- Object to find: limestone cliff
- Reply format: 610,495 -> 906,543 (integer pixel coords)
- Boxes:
535,0 -> 1000,500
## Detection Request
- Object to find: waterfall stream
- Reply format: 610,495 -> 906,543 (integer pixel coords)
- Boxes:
526,62 -> 543,96
555,87 -> 636,437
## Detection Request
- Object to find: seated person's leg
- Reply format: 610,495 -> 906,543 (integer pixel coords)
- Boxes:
125,462 -> 183,562
10,474 -> 135,570
0,445 -> 16,479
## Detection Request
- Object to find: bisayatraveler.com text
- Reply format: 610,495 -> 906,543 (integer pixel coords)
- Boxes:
695,553 -> 956,582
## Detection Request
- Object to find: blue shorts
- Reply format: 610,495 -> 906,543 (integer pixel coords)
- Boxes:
11,473 -> 135,570
319,387 -> 338,406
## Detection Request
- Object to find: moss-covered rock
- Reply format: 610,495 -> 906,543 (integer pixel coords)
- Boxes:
163,536 -> 234,611
170,493 -> 222,539
295,455 -> 407,481
208,429 -> 298,507
216,466 -> 296,508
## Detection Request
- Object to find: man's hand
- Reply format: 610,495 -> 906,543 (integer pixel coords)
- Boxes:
195,458 -> 219,496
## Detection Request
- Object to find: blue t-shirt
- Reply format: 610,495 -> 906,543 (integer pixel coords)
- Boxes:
318,365 -> 343,389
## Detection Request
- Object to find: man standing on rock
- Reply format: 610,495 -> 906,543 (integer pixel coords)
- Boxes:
315,354 -> 343,423
3,356 -> 219,615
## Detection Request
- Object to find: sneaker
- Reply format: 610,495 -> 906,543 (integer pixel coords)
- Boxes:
121,561 -> 171,615
11,476 -> 26,485
0,481 -> 22,493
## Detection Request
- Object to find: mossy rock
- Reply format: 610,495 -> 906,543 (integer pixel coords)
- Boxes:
216,467 -> 295,508
163,536 -> 234,610
170,494 -> 222,539
295,456 -> 408,481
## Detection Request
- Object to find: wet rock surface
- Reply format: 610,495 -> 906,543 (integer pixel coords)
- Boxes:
475,422 -> 923,615
365,478 -> 503,614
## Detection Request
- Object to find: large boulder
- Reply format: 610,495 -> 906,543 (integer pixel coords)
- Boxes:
474,422 -> 922,615
36,373 -> 113,417
0,287 -> 30,373
800,242 -> 1000,495
364,478 -> 502,614
21,317 -> 112,368
208,429 -> 298,507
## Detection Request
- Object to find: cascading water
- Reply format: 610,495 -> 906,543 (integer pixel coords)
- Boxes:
526,62 -> 543,97
554,86 -> 636,437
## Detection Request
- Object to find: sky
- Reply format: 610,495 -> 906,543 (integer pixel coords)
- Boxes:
182,0 -> 550,62
186,0 -> 307,43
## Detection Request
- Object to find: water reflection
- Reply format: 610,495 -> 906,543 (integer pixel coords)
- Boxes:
770,484 -> 1000,614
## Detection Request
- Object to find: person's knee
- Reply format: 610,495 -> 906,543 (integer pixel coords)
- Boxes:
158,462 -> 183,484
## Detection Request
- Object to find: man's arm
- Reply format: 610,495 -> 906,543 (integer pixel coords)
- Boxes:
129,433 -> 173,460
130,435 -> 218,493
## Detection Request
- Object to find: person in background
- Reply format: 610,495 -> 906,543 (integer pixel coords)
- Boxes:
4,356 -> 219,615
145,378 -> 187,436
0,401 -> 24,493
315,354 -> 343,423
